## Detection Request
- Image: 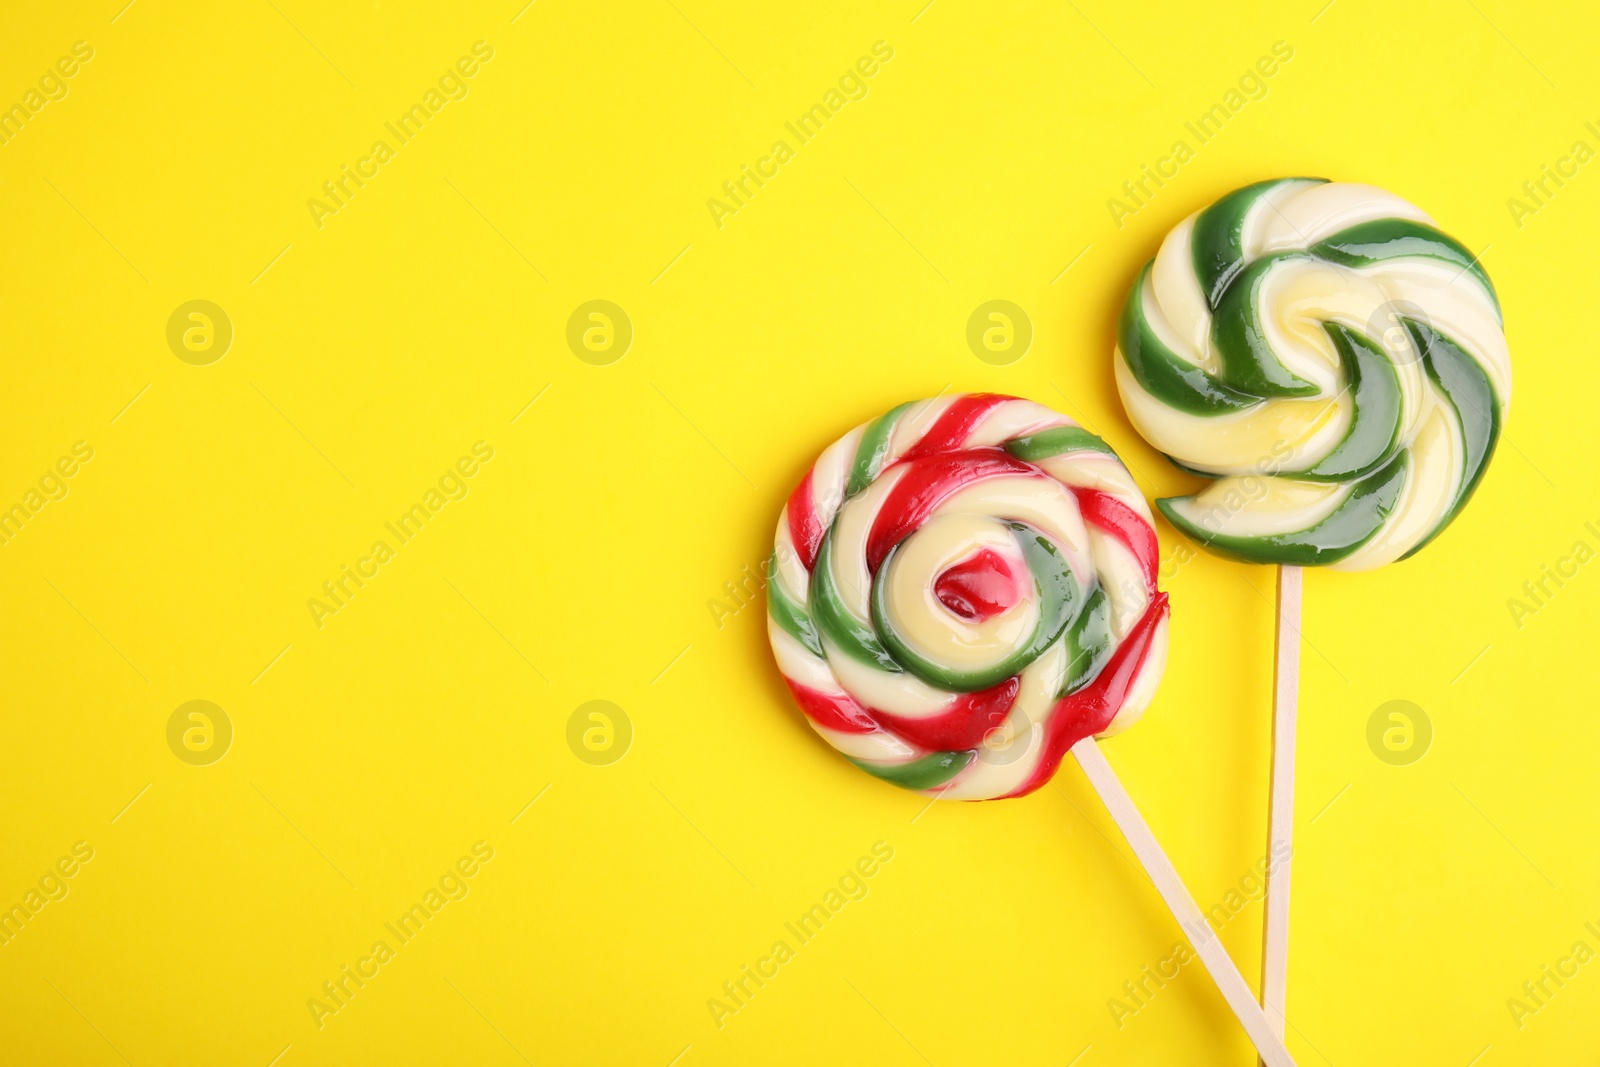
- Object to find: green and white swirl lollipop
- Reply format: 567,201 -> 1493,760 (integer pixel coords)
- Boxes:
1113,177 -> 1511,1041
1115,177 -> 1510,569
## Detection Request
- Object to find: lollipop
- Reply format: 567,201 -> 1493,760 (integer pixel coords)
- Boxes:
1114,177 -> 1510,1037
768,392 -> 1295,1065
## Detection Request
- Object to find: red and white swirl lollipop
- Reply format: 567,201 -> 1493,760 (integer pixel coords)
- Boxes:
767,393 -> 1295,1066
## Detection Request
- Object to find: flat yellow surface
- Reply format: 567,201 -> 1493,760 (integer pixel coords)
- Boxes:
1,1 -> 1595,1064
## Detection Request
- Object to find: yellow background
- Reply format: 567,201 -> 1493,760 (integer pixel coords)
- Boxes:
1,0 -> 1595,1063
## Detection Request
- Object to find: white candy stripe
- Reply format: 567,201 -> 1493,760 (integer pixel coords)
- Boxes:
1256,182 -> 1432,255
886,395 -> 959,466
1036,454 -> 1154,524
1085,527 -> 1150,641
769,621 -> 838,692
965,399 -> 1072,449
1151,214 -> 1213,362
1140,268 -> 1208,369
828,464 -> 907,623
929,476 -> 1094,581
1355,259 -> 1510,403
810,424 -> 863,532
1332,395 -> 1461,572
1240,178 -> 1326,260
1098,618 -> 1168,737
772,517 -> 809,607
1017,638 -> 1070,719
811,721 -> 919,762
1253,257 -> 1382,393
1164,478 -> 1349,540
824,632 -> 956,717
935,721 -> 1043,800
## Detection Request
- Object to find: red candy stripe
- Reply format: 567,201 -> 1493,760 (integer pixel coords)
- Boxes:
786,468 -> 825,572
784,679 -> 879,735
871,676 -> 1021,752
1002,592 -> 1170,798
1075,488 -> 1160,594
865,451 -> 1041,573
899,393 -> 1013,462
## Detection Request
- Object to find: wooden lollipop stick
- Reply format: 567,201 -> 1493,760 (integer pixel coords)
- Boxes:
1261,563 -> 1301,1054
1072,737 -> 1296,1067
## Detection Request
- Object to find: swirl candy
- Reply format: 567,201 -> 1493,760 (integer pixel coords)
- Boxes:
765,393 -> 1170,801
766,393 -> 1299,1065
1115,177 -> 1510,570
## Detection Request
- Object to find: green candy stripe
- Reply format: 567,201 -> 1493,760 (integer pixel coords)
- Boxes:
809,531 -> 902,674
1005,426 -> 1116,462
1291,322 -> 1403,481
1118,263 -> 1259,417
1190,177 -> 1327,309
1310,219 -> 1501,319
1059,585 -> 1111,697
848,750 -> 974,791
1399,320 -> 1502,559
846,401 -> 914,498
1164,454 -> 1229,479
766,551 -> 824,658
1157,456 -> 1408,567
1210,254 -> 1323,399
871,522 -> 1081,693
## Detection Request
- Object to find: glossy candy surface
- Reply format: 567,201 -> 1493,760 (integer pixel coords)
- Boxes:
1115,178 -> 1511,570
766,394 -> 1170,800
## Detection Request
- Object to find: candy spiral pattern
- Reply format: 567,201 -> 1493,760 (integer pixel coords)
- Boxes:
766,394 -> 1169,800
1115,178 -> 1511,570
